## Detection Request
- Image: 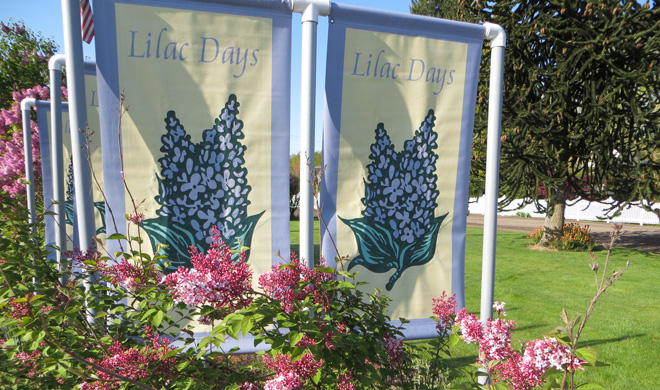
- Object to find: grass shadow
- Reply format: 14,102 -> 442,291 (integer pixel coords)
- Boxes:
577,334 -> 645,349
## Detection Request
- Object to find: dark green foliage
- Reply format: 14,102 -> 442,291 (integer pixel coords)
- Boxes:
0,20 -> 57,110
412,0 -> 660,223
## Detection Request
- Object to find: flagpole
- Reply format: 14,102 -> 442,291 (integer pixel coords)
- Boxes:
293,0 -> 330,268
61,0 -> 98,316
480,22 -> 506,323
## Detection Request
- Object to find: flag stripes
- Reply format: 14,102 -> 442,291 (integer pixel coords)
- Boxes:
80,0 -> 94,43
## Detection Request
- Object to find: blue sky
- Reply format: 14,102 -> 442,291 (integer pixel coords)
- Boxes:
0,1 -> 413,154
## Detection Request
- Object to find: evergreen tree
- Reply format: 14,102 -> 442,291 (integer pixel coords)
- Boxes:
412,0 -> 660,239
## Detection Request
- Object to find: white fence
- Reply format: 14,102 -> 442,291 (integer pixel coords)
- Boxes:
468,197 -> 660,226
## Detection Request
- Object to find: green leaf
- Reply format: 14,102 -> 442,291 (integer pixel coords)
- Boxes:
290,346 -> 305,361
448,332 -> 460,348
177,360 -> 191,371
289,331 -> 304,347
228,320 -> 242,340
152,310 -> 164,327
240,314 -> 255,336
576,347 -> 598,366
107,233 -> 127,240
312,368 -> 322,384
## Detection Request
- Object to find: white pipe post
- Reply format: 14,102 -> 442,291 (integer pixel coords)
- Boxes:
480,22 -> 506,322
292,0 -> 330,268
21,99 -> 38,235
61,0 -> 96,254
49,54 -> 68,278
62,0 -> 98,321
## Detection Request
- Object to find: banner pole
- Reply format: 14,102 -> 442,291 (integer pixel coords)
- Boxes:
49,54 -> 68,282
62,0 -> 98,319
293,0 -> 330,268
21,99 -> 38,234
480,23 -> 506,323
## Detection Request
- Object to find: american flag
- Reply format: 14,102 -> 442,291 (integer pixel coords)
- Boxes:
80,0 -> 94,44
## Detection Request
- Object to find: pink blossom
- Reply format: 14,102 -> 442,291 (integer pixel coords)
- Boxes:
79,328 -> 176,390
262,352 -> 322,390
12,347 -> 43,378
431,291 -> 457,333
65,243 -> 100,270
494,337 -> 585,390
0,84 -> 49,198
3,293 -> 35,325
383,337 -> 405,369
162,227 -> 252,323
479,317 -> 516,362
493,301 -> 507,317
128,212 -> 144,225
337,370 -> 355,390
455,308 -> 483,344
258,253 -> 333,313
98,257 -> 160,290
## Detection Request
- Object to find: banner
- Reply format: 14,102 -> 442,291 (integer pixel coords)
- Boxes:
37,63 -> 103,257
322,4 -> 484,337
94,0 -> 291,278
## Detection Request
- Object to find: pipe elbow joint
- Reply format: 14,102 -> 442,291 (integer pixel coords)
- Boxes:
49,54 -> 67,71
484,22 -> 506,48
21,98 -> 37,111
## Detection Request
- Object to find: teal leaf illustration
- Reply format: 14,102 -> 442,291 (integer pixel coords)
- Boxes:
341,213 -> 447,290
340,110 -> 448,290
94,201 -> 106,235
64,200 -> 74,226
142,215 -> 200,271
225,210 -> 265,262
339,216 -> 399,271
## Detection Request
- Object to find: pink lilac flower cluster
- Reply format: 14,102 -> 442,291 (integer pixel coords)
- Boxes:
495,337 -> 585,390
162,227 -> 253,323
79,328 -> 176,390
65,242 -> 101,272
336,370 -> 355,390
258,253 -> 333,313
98,258 -> 160,291
493,301 -> 507,316
127,212 -> 145,225
455,305 -> 516,361
262,352 -> 322,390
479,317 -> 516,361
0,85 -> 49,197
431,290 -> 457,333
11,343 -> 44,379
383,336 -> 405,369
454,308 -> 482,343
4,293 -> 35,325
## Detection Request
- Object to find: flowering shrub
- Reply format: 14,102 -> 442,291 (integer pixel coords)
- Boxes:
528,223 -> 596,251
340,110 -> 448,290
432,295 -> 589,390
0,85 -> 49,198
0,191 -> 414,389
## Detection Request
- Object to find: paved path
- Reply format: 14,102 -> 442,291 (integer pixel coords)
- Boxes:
466,214 -> 660,254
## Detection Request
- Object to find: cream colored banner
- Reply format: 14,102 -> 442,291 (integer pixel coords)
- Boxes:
114,3 -> 274,276
334,28 -> 469,320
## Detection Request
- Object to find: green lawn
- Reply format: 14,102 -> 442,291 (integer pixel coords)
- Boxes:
289,219 -> 321,261
290,221 -> 660,389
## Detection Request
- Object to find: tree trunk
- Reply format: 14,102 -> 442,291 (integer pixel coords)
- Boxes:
539,184 -> 566,246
